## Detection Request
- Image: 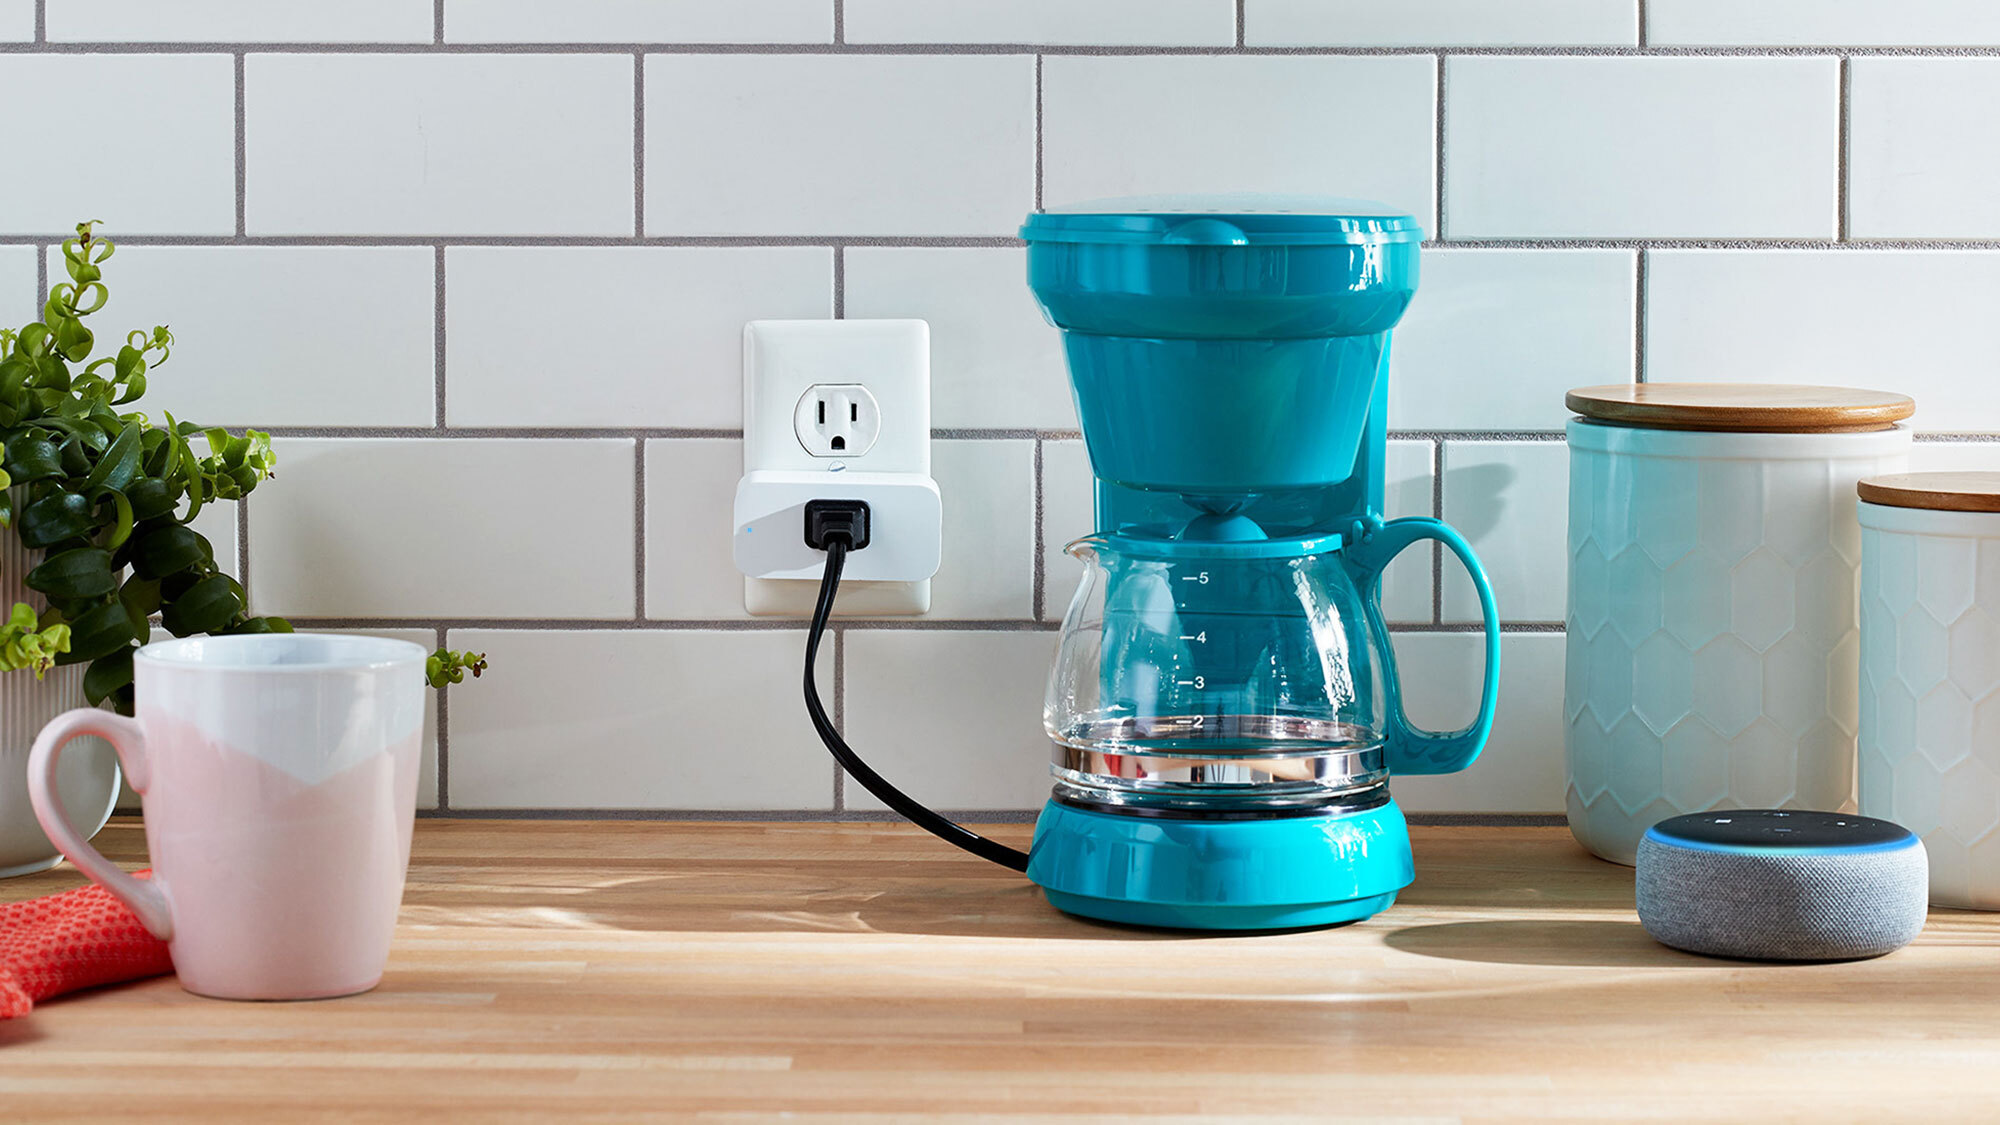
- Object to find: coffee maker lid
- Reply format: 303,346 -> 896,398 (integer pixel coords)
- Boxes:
1022,194 -> 1423,246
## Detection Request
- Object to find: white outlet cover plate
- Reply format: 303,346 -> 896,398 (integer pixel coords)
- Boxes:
739,319 -> 936,617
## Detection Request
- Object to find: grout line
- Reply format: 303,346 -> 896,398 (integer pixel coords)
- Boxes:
1635,0 -> 1647,48
1433,54 -> 1446,237
433,0 -> 444,44
1431,438 -> 1445,625
9,233 -> 2000,251
11,42 -> 2000,57
632,440 -> 646,619
1838,55 -> 1851,242
1236,0 -> 1246,47
432,246 -> 447,428
236,493 -> 251,596
230,424 -> 2000,442
1032,438 -> 1046,622
831,627 -> 845,811
832,246 -> 844,318
8,233 -> 2000,251
272,614 -> 1560,633
434,624 -> 449,811
632,52 -> 645,238
31,0 -> 41,41
33,241 -> 46,311
1633,249 -> 1647,383
1033,54 -> 1044,211
233,54 -> 246,237
0,234 -> 1031,248
832,0 -> 843,45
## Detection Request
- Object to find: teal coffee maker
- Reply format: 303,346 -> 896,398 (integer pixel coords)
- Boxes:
805,197 -> 1501,930
1018,196 -> 1500,929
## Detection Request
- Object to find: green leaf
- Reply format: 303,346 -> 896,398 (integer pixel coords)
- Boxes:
4,434 -> 62,482
82,648 -> 135,705
103,488 -> 135,550
25,547 -> 117,600
224,615 -> 293,636
17,491 -> 98,549
59,435 -> 90,476
60,599 -> 136,663
83,421 -> 143,491
118,577 -> 162,618
161,574 -> 241,637
131,523 -> 208,579
124,477 -> 178,521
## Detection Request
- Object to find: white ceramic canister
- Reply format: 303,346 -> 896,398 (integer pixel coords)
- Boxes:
0,492 -> 122,878
1857,472 -> 2000,909
1565,384 -> 1914,865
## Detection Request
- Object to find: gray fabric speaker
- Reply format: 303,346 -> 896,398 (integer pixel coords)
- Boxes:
1635,809 -> 1928,961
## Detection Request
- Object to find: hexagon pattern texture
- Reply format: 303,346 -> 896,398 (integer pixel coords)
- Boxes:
1565,428 -> 1907,865
1858,516 -> 2000,909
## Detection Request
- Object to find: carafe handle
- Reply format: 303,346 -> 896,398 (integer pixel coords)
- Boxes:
1345,517 -> 1501,775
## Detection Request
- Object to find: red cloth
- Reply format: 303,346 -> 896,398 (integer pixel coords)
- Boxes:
0,870 -> 172,1018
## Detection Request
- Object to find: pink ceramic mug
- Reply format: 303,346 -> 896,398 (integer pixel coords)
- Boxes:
28,633 -> 427,1001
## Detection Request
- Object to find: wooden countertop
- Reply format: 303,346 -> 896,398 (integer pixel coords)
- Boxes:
3,818 -> 1997,1121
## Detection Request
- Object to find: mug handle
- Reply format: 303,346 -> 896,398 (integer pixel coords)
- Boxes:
1344,516 -> 1502,776
27,709 -> 172,940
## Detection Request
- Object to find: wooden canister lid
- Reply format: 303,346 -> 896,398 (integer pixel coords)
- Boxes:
1566,383 -> 1915,433
1858,472 -> 2000,513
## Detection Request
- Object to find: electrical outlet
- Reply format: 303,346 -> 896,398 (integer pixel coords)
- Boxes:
795,383 -> 881,457
734,320 -> 940,617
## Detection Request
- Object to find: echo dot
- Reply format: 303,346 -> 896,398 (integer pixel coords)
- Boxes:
1635,809 -> 1928,962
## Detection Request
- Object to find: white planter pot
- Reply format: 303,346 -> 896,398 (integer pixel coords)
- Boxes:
1858,498 -> 2000,909
0,499 -> 122,878
1564,420 -> 1910,864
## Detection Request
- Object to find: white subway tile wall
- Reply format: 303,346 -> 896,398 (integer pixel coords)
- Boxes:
846,0 -> 1234,46
45,0 -> 433,42
1247,0 -> 1638,47
1445,56 -> 1839,238
644,55 -> 1035,236
0,56 -> 236,234
1043,56 -> 1436,215
6,4 -> 1998,819
446,246 -> 833,427
0,1 -> 32,39
1647,0 -> 2000,46
1848,59 -> 2000,239
246,55 -> 635,236
444,1 -> 833,44
59,246 -> 437,427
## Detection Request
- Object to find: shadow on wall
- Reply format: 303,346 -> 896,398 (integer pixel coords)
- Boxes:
1439,459 -> 1518,545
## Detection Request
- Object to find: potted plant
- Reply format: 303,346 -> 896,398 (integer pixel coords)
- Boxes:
0,223 -> 490,877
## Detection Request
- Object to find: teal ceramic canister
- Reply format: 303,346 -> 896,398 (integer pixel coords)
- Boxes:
1564,385 -> 1913,865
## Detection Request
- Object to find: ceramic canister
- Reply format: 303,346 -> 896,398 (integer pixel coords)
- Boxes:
1857,472 -> 2000,909
1564,384 -> 1914,865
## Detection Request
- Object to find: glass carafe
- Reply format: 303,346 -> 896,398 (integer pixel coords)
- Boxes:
1046,520 -> 1499,813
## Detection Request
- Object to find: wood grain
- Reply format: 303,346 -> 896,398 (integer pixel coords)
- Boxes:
2,818 -> 1997,1122
1567,382 -> 1916,432
1858,471 -> 2000,513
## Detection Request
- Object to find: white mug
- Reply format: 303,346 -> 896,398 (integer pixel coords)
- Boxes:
29,633 -> 427,1000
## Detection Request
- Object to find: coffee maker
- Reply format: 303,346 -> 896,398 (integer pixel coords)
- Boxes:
799,197 -> 1500,931
1017,196 -> 1501,929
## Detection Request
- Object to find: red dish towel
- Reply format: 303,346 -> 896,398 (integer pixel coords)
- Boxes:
0,870 -> 172,1019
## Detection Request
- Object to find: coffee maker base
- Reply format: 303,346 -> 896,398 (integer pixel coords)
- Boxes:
1025,797 -> 1416,932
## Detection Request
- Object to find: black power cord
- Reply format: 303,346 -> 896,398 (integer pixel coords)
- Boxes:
802,500 -> 1032,872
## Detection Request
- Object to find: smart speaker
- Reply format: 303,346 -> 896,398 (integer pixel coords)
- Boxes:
1636,809 -> 1928,961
